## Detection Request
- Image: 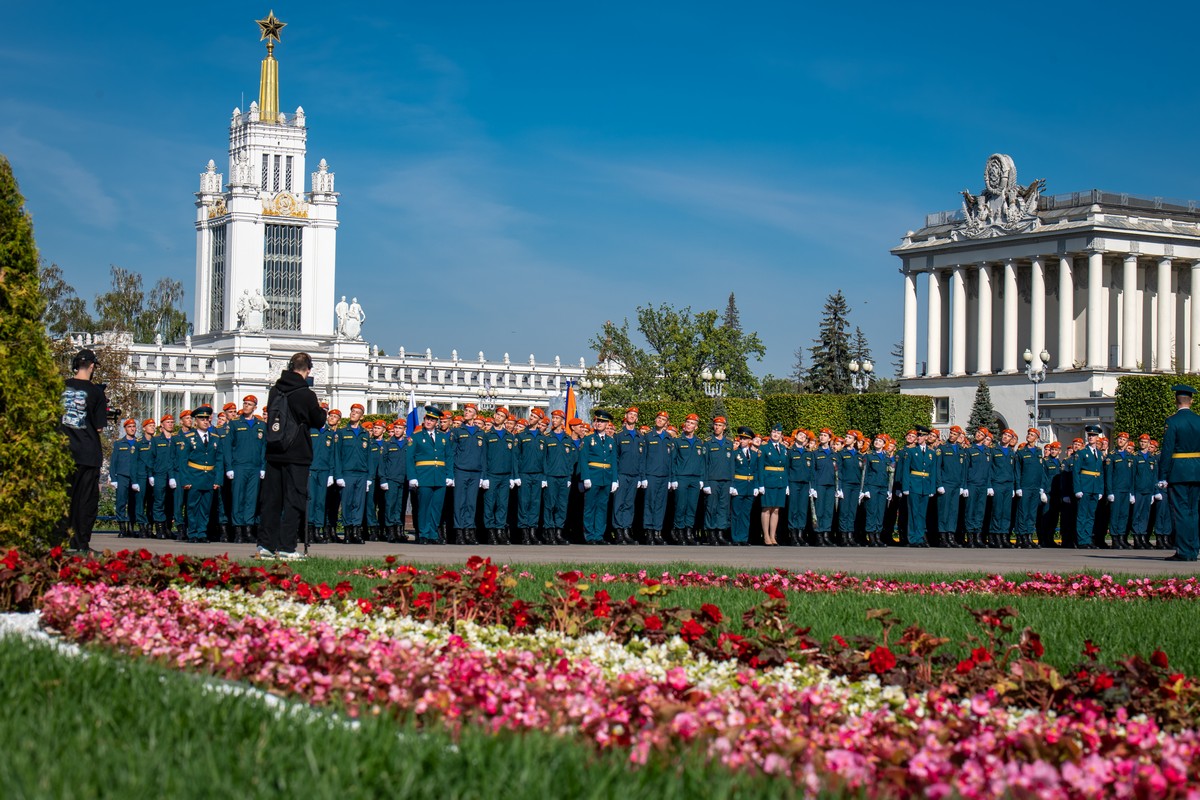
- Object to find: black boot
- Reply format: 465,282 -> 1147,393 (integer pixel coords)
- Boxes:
349,525 -> 365,545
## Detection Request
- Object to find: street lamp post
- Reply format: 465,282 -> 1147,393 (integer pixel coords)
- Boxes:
701,368 -> 726,398
477,380 -> 497,411
848,359 -> 873,394
580,376 -> 605,399
1023,348 -> 1051,431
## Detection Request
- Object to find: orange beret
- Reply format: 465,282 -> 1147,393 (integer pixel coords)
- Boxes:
123,418 -> 136,427
160,414 -> 174,423
950,425 -> 963,434
531,408 -> 545,418
180,409 -> 192,418
329,409 -> 342,416
463,403 -> 477,411
1072,437 -> 1084,444
712,416 -> 727,424
977,427 -> 990,436
350,403 -> 365,412
222,402 -> 238,412
685,413 -> 699,422
494,406 -> 509,416
655,410 -> 669,419
568,417 -> 584,426
1139,433 -> 1151,441
551,409 -> 566,418
1048,441 -> 1062,448
1116,431 -> 1130,438
142,418 -> 155,428
626,406 -> 639,414
820,428 -> 833,435
243,395 -> 258,404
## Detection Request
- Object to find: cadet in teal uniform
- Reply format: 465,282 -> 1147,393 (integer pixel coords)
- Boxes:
171,410 -> 193,539
987,429 -> 1018,548
1161,384 -> 1200,561
785,429 -> 813,546
577,411 -> 615,544
702,416 -> 734,545
406,407 -> 454,543
1105,437 -> 1136,550
611,407 -> 645,544
333,403 -> 372,544
134,418 -> 155,536
963,427 -> 993,548
308,408 -> 339,543
1038,442 -> 1064,548
180,406 -> 223,543
540,410 -> 573,545
516,414 -> 547,544
729,427 -> 760,545
209,407 -> 233,541
811,429 -> 838,546
935,426 -> 965,547
1152,439 -> 1172,549
861,434 -> 891,547
482,407 -> 519,543
1014,428 -> 1048,548
224,395 -> 266,546
150,415 -> 180,539
834,431 -> 863,546
1130,434 -> 1158,549
450,404 -> 486,543
1072,425 -> 1106,548
364,420 -> 388,540
377,419 -> 409,544
110,419 -> 140,537
641,411 -> 673,545
901,425 -> 938,547
671,414 -> 706,544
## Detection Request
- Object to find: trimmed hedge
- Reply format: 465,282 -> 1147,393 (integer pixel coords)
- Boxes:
599,398 -> 766,436
1114,375 -> 1198,440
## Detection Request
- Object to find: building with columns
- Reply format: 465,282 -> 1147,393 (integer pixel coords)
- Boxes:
115,13 -> 586,421
895,153 -> 1200,440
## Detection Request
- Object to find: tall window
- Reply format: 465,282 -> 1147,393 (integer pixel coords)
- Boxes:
190,393 -> 213,413
136,391 -> 156,423
285,156 -> 293,192
263,223 -> 302,330
261,154 -> 269,191
273,154 -> 281,192
209,224 -> 227,333
161,392 -> 186,420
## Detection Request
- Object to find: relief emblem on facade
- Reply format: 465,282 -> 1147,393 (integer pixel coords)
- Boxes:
952,154 -> 1045,240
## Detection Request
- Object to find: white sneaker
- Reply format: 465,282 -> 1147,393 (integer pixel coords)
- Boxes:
275,550 -> 306,561
255,546 -> 275,559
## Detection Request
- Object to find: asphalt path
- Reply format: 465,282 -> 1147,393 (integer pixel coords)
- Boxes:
90,532 -> 1200,575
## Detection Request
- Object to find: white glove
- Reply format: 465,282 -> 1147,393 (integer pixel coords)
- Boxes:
1075,492 -> 1083,499
148,476 -> 155,487
1129,494 -> 1136,504
336,478 -> 346,488
366,482 -> 372,493
583,479 -> 592,490
861,491 -> 870,501
987,488 -> 994,497
169,478 -> 177,489
903,490 -> 910,496
639,479 -> 648,489
1097,494 -> 1104,500
1154,493 -> 1163,501
541,480 -> 548,489
567,480 -> 572,488
1040,491 -> 1048,504
1015,489 -> 1023,497
836,489 -> 844,499
132,483 -> 140,492
480,479 -> 490,490
785,486 -> 790,496
446,478 -> 455,487
1158,480 -> 1168,489
260,470 -> 266,479
1107,494 -> 1115,503
703,486 -> 711,495
669,481 -> 678,490
698,481 -> 704,490
730,486 -> 738,496
409,479 -> 419,488
961,488 -> 969,497
327,476 -> 334,487
937,486 -> 945,495
381,482 -> 389,491
226,471 -> 235,480
109,480 -> 118,488
610,481 -> 619,493
753,487 -> 762,497
809,488 -> 817,498
509,479 -> 517,489
514,478 -> 522,487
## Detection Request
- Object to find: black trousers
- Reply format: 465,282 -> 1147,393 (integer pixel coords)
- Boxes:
67,464 -> 100,550
261,462 -> 309,553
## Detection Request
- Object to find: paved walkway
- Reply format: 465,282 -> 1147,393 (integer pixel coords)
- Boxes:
91,532 -> 1200,575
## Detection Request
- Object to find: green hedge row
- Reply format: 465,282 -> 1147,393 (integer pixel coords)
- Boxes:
599,398 -> 767,436
1114,375 -> 1198,439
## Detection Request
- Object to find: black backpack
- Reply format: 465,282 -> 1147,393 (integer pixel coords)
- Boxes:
265,385 -> 303,452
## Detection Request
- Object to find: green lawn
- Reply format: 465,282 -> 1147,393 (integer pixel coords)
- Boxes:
1,637 -> 806,800
281,558 -> 1200,674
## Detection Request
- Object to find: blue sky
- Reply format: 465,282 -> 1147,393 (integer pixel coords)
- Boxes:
5,2 -> 1200,378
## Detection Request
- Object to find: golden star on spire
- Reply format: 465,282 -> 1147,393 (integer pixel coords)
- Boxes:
256,10 -> 286,44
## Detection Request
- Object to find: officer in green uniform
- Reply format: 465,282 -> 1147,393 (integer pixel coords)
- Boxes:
861,434 -> 891,547
516,414 -> 547,543
482,407 -> 519,544
110,418 -> 140,537
378,419 -> 410,543
449,404 -> 486,544
172,410 -> 193,539
988,429 -> 1018,548
729,427 -> 760,545
540,410 -> 573,544
785,429 -> 813,546
641,411 -> 673,545
333,403 -> 372,544
702,416 -> 734,545
135,418 -> 155,536
901,424 -> 938,547
210,405 -> 235,541
308,408 -> 339,544
180,406 -> 223,543
962,427 -> 993,548
577,410 -> 615,544
1015,428 -> 1048,548
364,420 -> 388,541
406,407 -> 454,543
1161,384 -> 1200,561
1072,425 -> 1106,549
1038,441 -> 1064,548
671,413 -> 705,545
225,395 -> 266,546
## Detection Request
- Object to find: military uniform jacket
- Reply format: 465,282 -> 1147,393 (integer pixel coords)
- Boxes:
516,430 -> 546,476
334,425 -> 372,477
671,435 -> 703,478
732,447 -> 760,488
704,436 -> 735,481
1016,446 -> 1046,491
1043,457 -> 1062,494
862,451 -> 890,490
1107,451 -> 1134,494
902,445 -> 938,495
964,444 -> 992,488
150,433 -> 177,477
181,430 -> 223,488
483,430 -> 518,480
225,416 -> 266,470
450,425 -> 486,472
406,428 -> 453,484
136,436 -> 154,481
578,433 -> 615,484
834,449 -> 861,494
309,427 -> 337,474
812,447 -> 837,487
757,441 -> 788,488
367,437 -> 384,481
543,432 -> 577,477
614,427 -> 645,478
1161,407 -> 1200,483
936,444 -> 965,488
110,436 -> 139,481
786,446 -> 813,483
1072,446 -> 1106,495
378,437 -> 408,483
643,430 -> 675,479
172,431 -> 192,478
1132,452 -> 1157,494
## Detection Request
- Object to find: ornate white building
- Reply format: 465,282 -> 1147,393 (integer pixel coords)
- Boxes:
895,153 -> 1200,440
119,14 -> 586,420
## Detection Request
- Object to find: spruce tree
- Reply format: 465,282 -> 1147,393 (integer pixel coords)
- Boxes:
806,290 -> 852,394
723,292 -> 742,332
0,155 -> 72,549
967,378 -> 998,433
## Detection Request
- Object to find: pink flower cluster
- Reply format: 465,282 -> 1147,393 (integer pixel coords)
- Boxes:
39,583 -> 1200,799
586,569 -> 1200,601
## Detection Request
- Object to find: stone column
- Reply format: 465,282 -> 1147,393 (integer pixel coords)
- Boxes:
903,271 -> 918,378
1192,263 -> 1200,372
927,270 -> 943,377
977,263 -> 993,374
1030,256 -> 1046,360
1087,251 -> 1105,368
951,265 -> 967,375
1121,255 -> 1139,370
1058,256 -> 1074,370
1158,258 -> 1173,371
1003,259 -> 1019,372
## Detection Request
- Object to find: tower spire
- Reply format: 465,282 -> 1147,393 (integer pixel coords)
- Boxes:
255,10 -> 286,123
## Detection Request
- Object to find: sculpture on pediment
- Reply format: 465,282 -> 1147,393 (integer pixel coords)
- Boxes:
952,154 -> 1046,240
237,288 -> 269,332
336,295 -> 365,340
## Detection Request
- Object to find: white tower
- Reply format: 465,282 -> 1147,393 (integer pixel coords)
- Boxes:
194,10 -> 339,337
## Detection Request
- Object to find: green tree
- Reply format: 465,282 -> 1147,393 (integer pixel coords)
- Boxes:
94,265 -> 144,334
790,346 -> 809,393
40,262 -> 95,335
760,374 -> 799,396
140,277 -> 189,343
0,155 -> 72,549
723,292 -> 741,331
968,378 -> 998,433
92,266 -> 190,344
806,290 -> 853,394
